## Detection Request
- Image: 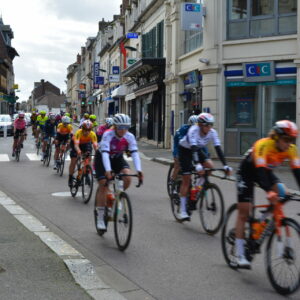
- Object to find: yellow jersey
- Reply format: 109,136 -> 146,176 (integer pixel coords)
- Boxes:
57,123 -> 73,135
73,129 -> 97,145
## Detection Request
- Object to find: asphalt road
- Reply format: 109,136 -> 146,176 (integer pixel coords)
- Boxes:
0,133 -> 299,300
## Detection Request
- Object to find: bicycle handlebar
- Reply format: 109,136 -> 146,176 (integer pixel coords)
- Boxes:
105,173 -> 143,188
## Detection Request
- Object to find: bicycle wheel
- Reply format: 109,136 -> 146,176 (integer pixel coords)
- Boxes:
15,146 -> 20,162
59,152 -> 66,177
266,218 -> 300,295
170,193 -> 181,222
199,183 -> 224,235
36,137 -> 41,155
46,143 -> 52,167
82,165 -> 93,204
114,192 -> 132,251
167,163 -> 174,197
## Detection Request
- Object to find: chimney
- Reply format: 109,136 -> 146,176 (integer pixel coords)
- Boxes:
113,15 -> 120,21
41,79 -> 45,95
76,54 -> 81,64
98,18 -> 109,32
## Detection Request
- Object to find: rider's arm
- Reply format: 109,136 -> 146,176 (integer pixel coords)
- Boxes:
101,151 -> 112,171
131,151 -> 142,172
214,145 -> 227,166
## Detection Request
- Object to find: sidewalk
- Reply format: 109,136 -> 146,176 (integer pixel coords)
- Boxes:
0,191 -> 126,300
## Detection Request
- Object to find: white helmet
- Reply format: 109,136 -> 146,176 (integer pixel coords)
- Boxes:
188,115 -> 198,125
62,116 -> 70,124
113,114 -> 131,126
105,117 -> 114,127
198,113 -> 214,125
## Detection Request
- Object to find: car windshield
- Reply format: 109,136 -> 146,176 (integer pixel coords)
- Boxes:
0,115 -> 11,122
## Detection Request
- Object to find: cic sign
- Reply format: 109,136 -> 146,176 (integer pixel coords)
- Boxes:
243,61 -> 275,82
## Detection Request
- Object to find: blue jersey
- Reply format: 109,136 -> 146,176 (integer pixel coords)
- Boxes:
42,120 -> 56,137
173,124 -> 190,157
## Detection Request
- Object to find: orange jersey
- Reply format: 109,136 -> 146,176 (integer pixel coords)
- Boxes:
57,123 -> 73,135
252,137 -> 300,169
73,129 -> 97,145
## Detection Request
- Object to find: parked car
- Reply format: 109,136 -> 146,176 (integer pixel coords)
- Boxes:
0,114 -> 13,136
25,113 -> 31,126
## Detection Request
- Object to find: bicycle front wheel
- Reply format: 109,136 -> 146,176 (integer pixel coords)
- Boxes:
82,165 -> 93,204
199,183 -> 224,235
59,152 -> 66,177
46,143 -> 52,167
114,192 -> 132,251
15,148 -> 20,162
266,218 -> 300,295
167,163 -> 174,197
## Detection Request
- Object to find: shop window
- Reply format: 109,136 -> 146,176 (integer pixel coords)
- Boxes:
227,0 -> 297,39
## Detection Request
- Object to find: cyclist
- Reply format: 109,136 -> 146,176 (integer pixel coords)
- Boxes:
170,115 -> 199,185
178,113 -> 231,221
12,112 -> 27,156
65,112 -> 73,123
68,120 -> 98,187
235,120 -> 300,269
79,113 -> 90,128
36,110 -> 48,144
53,116 -> 73,170
40,114 -> 56,161
96,117 -> 114,142
30,109 -> 38,136
94,113 -> 143,231
55,113 -> 62,126
89,114 -> 98,131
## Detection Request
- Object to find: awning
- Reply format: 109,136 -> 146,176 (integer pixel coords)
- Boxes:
135,83 -> 158,97
111,85 -> 127,98
125,93 -> 136,101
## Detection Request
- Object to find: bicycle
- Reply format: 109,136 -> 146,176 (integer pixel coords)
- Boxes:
70,152 -> 94,204
94,173 -> 142,251
36,133 -> 42,155
14,133 -> 26,162
56,142 -> 69,176
170,168 -> 226,235
43,136 -> 53,167
221,194 -> 300,295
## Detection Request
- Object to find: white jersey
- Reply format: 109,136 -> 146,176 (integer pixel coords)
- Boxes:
179,125 -> 221,149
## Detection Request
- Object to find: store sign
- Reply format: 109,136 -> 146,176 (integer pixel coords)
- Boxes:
112,66 -> 120,74
109,74 -> 120,83
243,61 -> 275,82
126,32 -> 139,39
185,71 -> 199,88
95,76 -> 104,85
126,58 -> 138,67
181,3 -> 203,31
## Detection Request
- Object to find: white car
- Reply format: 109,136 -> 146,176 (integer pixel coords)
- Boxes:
0,114 -> 13,136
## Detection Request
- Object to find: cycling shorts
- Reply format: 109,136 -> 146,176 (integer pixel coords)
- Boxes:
14,129 -> 25,140
70,140 -> 92,158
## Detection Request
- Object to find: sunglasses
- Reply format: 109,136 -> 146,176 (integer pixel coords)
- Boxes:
280,136 -> 295,144
203,123 -> 213,127
116,125 -> 130,130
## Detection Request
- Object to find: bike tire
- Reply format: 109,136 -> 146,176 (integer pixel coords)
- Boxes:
82,165 -> 93,204
114,192 -> 132,251
167,163 -> 174,197
15,148 -> 20,162
199,183 -> 224,235
36,140 -> 40,155
59,152 -> 66,177
266,217 -> 300,295
46,143 -> 52,167
170,193 -> 181,222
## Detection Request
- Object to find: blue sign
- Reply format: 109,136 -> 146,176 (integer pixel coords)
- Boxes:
112,66 -> 120,75
243,61 -> 275,82
185,4 -> 201,12
95,76 -> 104,85
94,62 -> 99,77
126,32 -> 139,39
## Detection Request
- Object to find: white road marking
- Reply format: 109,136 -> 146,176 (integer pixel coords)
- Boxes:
0,154 -> 9,161
66,155 -> 71,161
26,153 -> 40,161
51,192 -> 73,197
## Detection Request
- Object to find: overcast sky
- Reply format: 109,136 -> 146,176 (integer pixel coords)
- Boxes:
1,0 -> 121,102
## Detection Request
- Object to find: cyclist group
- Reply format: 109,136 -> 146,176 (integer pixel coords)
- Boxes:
13,108 -> 300,273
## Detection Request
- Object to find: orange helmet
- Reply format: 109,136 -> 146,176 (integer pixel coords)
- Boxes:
82,120 -> 93,130
273,120 -> 298,138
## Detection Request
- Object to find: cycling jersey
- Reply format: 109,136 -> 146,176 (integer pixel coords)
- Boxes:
173,124 -> 190,157
99,129 -> 141,172
57,123 -> 73,135
96,124 -> 110,141
14,118 -> 26,130
31,114 -> 37,124
73,129 -> 97,145
36,115 -> 48,127
42,120 -> 56,137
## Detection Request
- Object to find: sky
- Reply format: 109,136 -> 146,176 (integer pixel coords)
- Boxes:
1,0 -> 122,102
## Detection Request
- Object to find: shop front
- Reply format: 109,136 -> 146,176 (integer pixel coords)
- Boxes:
224,62 -> 296,156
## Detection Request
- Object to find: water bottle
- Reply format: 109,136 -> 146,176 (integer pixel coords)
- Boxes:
106,192 -> 115,208
252,220 -> 267,240
190,187 -> 197,202
117,179 -> 124,191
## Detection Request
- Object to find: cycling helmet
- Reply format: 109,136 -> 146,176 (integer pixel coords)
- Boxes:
62,116 -> 70,124
273,120 -> 298,138
18,112 -> 25,118
49,114 -> 56,121
105,117 -> 114,127
198,113 -> 214,125
65,112 -> 70,117
113,114 -> 131,126
188,115 -> 198,125
82,120 -> 93,130
89,114 -> 97,121
84,113 -> 89,118
40,110 -> 46,115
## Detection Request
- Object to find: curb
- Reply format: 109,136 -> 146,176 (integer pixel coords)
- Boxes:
0,190 -> 127,300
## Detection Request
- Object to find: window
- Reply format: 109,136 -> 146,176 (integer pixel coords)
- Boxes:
227,0 -> 297,39
142,21 -> 164,58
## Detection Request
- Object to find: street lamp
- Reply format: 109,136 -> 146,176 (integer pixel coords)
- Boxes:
124,46 -> 138,52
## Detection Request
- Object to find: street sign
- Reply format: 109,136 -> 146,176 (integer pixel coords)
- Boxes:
112,66 -> 120,74
126,32 -> 139,39
108,75 -> 120,83
95,76 -> 104,85
126,58 -> 138,67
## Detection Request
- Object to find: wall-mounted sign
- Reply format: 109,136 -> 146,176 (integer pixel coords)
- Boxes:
112,66 -> 120,75
243,61 -> 275,82
126,32 -> 139,39
126,58 -> 138,67
94,62 -> 99,77
109,75 -> 120,83
184,70 -> 199,88
181,3 -> 203,31
95,76 -> 104,85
